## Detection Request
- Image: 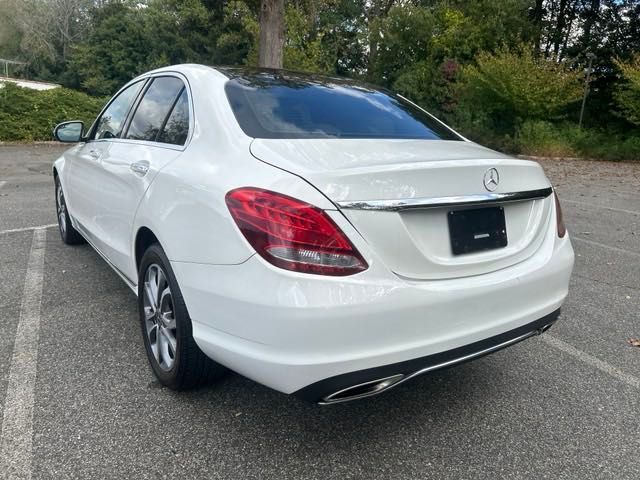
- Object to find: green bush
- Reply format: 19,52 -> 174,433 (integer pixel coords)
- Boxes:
0,83 -> 106,142
614,55 -> 640,126
457,47 -> 582,134
515,121 -> 580,157
570,131 -> 640,161
514,120 -> 640,161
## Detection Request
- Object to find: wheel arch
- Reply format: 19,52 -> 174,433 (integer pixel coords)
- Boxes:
135,226 -> 161,272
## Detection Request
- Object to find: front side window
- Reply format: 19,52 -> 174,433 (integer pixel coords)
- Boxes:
126,77 -> 185,142
224,73 -> 462,140
94,81 -> 144,140
157,89 -> 190,146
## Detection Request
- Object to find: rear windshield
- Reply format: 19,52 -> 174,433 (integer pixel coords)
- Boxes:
224,75 -> 461,140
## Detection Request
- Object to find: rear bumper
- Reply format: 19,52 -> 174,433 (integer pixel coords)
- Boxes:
170,232 -> 574,397
295,308 -> 560,403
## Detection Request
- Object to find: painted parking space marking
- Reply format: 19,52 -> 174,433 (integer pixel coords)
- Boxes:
0,228 -> 47,479
542,334 -> 640,389
572,236 -> 640,257
563,198 -> 640,216
0,224 -> 57,235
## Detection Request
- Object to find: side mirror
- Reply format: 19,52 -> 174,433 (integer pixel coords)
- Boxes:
53,121 -> 85,143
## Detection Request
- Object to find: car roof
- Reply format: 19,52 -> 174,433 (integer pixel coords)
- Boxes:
141,64 -> 379,91
213,66 -> 379,91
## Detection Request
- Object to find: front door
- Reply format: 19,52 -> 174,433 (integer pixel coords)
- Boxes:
65,79 -> 146,243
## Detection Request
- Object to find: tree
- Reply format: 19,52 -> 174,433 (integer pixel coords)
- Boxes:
457,46 -> 582,133
614,55 -> 640,126
64,1 -> 152,95
259,0 -> 284,68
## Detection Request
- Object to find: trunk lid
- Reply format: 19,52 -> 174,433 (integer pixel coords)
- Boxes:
250,139 -> 553,280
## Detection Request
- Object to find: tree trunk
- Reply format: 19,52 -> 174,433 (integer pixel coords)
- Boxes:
560,0 -> 579,61
532,0 -> 544,54
582,0 -> 600,51
259,0 -> 285,69
552,0 -> 568,59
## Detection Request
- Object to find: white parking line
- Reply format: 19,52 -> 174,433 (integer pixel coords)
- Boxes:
542,334 -> 640,389
0,228 -> 47,479
572,236 -> 640,257
0,224 -> 57,235
0,181 -> 6,190
563,198 -> 640,216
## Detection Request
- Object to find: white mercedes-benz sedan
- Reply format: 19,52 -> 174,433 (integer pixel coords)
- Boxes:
52,64 -> 574,404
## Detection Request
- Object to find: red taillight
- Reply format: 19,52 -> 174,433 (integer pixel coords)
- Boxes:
225,188 -> 368,276
554,191 -> 566,238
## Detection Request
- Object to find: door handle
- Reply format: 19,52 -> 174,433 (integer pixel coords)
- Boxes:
130,161 -> 150,176
88,149 -> 100,160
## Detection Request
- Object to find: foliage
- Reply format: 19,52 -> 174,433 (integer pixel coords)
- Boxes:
515,120 -> 581,157
283,4 -> 331,72
0,0 -> 639,159
0,83 -> 105,141
459,47 -> 582,125
64,2 -> 152,95
614,55 -> 640,126
216,0 -> 260,66
515,121 -> 640,161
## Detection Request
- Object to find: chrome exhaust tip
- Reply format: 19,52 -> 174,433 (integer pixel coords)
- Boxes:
537,323 -> 554,334
318,374 -> 405,405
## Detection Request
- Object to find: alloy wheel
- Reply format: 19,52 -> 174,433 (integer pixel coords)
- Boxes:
143,264 -> 177,371
56,183 -> 67,236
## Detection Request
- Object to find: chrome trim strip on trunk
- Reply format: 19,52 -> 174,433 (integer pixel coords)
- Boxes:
335,187 -> 553,212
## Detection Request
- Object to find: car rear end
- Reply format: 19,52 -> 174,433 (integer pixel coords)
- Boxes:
181,68 -> 574,403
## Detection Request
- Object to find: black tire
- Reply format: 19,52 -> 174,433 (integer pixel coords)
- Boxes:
55,175 -> 86,245
138,243 -> 227,390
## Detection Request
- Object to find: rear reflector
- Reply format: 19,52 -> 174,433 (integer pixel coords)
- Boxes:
225,188 -> 368,276
553,191 -> 566,238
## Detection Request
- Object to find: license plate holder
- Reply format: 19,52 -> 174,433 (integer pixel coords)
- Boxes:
448,206 -> 508,255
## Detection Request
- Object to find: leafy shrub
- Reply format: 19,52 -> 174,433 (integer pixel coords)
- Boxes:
569,130 -> 640,161
514,120 -> 640,161
614,55 -> 640,126
457,47 -> 582,133
0,83 -> 106,142
515,121 -> 580,157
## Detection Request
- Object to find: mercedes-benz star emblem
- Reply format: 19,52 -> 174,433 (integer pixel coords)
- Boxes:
483,168 -> 500,192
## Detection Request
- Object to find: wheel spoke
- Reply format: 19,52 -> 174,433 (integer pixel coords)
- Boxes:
159,327 -> 176,367
149,267 -> 159,304
156,270 -> 167,305
144,282 -> 157,314
158,327 -> 170,368
148,324 -> 159,362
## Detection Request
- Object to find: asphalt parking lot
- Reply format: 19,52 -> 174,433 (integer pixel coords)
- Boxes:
0,144 -> 639,479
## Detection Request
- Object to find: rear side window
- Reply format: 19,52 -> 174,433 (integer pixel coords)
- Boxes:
157,89 -> 189,146
126,77 -> 185,142
225,76 -> 461,140
94,81 -> 144,140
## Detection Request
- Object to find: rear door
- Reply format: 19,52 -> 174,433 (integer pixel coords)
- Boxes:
87,75 -> 191,281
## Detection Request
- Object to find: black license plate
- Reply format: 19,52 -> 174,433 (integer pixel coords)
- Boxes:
448,206 -> 508,255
